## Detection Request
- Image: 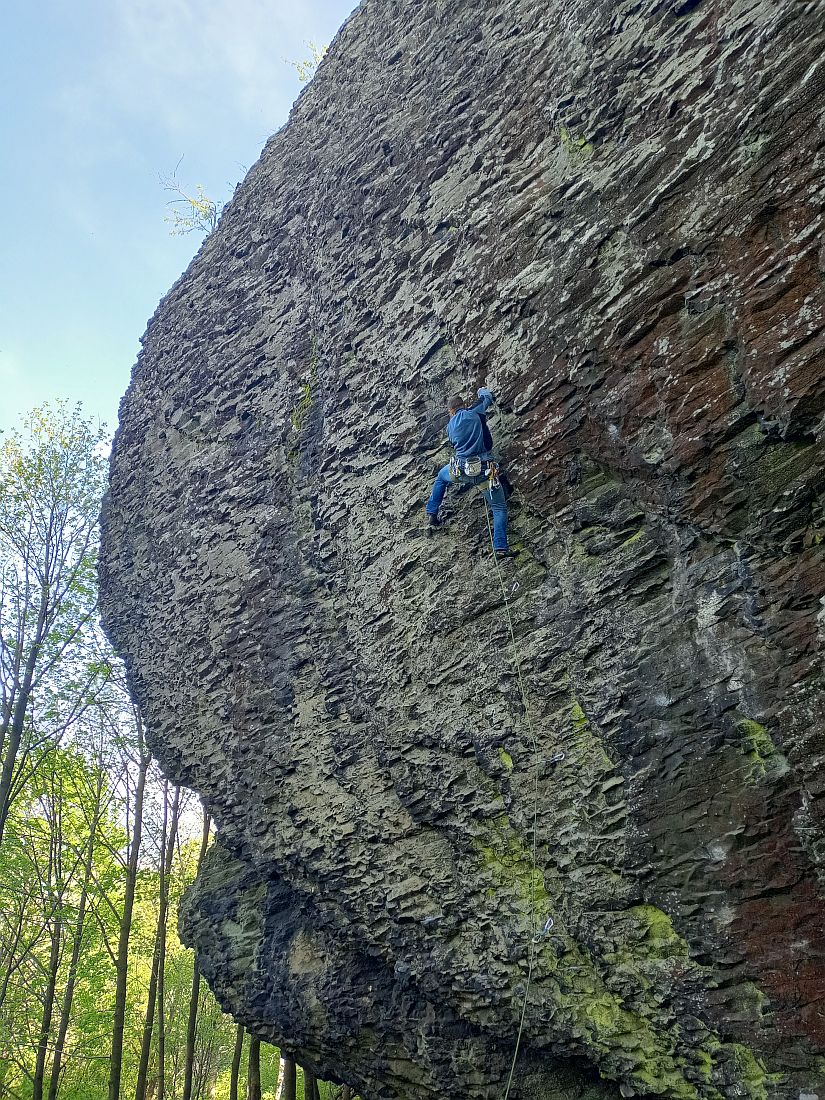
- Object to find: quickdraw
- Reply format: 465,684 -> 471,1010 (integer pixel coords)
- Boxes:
531,916 -> 555,944
483,460 -> 501,492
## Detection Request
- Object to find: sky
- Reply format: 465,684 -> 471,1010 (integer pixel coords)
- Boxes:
0,0 -> 358,436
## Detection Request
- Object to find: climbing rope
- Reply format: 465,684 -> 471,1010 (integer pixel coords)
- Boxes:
481,496 -> 557,1100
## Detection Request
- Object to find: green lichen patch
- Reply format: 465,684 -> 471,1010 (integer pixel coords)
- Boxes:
568,697 -> 615,773
736,718 -> 788,782
288,334 -> 320,444
560,124 -> 595,161
472,819 -> 691,1096
467,705 -> 775,1100
727,1044 -> 772,1100
737,719 -> 775,762
290,380 -> 314,433
619,528 -> 646,548
626,905 -> 689,959
571,699 -> 587,727
472,812 -> 550,915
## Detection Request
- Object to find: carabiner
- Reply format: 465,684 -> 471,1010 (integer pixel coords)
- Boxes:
531,916 -> 555,944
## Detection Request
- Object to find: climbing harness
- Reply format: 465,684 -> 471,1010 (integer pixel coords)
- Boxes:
448,454 -> 501,489
481,498 -> 564,1100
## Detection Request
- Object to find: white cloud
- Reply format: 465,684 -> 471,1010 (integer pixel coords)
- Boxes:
49,0 -> 356,230
49,0 -> 349,245
102,0 -> 324,136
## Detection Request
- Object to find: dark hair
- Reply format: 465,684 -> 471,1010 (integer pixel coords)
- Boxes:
447,395 -> 465,413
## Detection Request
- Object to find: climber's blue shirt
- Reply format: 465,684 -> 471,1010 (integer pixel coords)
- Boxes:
448,393 -> 494,459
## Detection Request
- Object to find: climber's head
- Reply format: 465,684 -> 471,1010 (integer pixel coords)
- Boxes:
447,395 -> 465,415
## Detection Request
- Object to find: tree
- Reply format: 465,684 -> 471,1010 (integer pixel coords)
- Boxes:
0,405 -> 250,1100
182,803 -> 211,1100
30,763 -> 69,1100
0,402 -> 109,848
288,41 -> 327,83
230,1024 -> 245,1100
0,731 -> 128,1100
160,158 -> 222,237
303,1067 -> 320,1100
46,740 -> 108,1100
134,782 -> 182,1100
108,710 -> 150,1100
247,1035 -> 262,1100
277,1056 -> 297,1100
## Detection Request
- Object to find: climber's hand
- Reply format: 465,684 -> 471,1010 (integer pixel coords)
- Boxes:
477,386 -> 493,400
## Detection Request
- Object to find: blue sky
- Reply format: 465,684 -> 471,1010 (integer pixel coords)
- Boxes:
0,0 -> 357,435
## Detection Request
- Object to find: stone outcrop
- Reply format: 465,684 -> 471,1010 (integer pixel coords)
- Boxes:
99,0 -> 825,1096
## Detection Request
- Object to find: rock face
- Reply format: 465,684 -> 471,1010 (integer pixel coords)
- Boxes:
100,0 -> 825,1096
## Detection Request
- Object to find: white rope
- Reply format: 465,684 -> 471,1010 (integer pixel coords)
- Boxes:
482,495 -> 544,1100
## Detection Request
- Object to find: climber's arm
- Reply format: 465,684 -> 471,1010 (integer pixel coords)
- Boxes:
466,387 -> 494,416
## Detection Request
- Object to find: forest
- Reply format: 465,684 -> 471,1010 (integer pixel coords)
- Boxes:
0,404 -> 351,1100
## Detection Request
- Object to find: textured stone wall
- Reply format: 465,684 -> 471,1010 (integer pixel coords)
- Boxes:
100,0 -> 825,1097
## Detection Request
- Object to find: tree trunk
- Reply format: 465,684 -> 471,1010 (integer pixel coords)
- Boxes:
181,807 -> 211,1100
303,1069 -> 320,1100
47,788 -> 99,1100
32,918 -> 62,1100
229,1024 -> 244,1100
155,785 -> 182,1100
135,783 -> 181,1100
247,1036 -> 261,1100
157,864 -> 167,1100
278,1057 -> 297,1100
342,1087 -> 352,1100
0,596 -> 48,847
108,724 -> 149,1100
273,1056 -> 286,1100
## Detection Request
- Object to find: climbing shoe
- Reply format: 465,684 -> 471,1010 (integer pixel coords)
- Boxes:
495,547 -> 519,559
427,512 -> 442,528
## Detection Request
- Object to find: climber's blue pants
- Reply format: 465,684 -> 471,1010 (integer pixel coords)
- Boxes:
426,464 -> 509,550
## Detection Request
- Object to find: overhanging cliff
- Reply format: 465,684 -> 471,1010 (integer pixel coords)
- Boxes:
99,0 -> 825,1096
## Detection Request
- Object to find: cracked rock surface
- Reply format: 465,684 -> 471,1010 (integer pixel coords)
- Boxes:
100,0 -> 825,1096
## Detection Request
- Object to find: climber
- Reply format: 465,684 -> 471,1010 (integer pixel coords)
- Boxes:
425,387 -> 517,558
